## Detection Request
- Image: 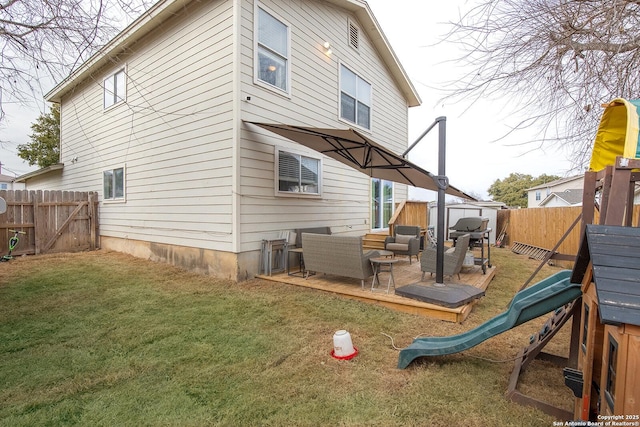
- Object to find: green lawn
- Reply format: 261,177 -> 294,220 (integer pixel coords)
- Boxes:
0,249 -> 573,426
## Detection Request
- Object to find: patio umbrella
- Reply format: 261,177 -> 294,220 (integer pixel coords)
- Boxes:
247,122 -> 476,200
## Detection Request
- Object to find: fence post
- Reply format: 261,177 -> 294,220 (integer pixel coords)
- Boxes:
89,192 -> 96,249
32,191 -> 40,254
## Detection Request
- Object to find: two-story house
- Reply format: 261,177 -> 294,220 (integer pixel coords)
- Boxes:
526,175 -> 584,208
18,0 -> 424,280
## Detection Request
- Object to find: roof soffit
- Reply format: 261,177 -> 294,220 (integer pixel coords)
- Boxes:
46,0 -> 421,107
46,0 -> 193,103
336,0 -> 421,107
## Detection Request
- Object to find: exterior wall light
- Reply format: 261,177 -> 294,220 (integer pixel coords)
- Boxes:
323,42 -> 332,56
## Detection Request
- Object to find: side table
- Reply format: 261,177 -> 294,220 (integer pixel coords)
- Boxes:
370,257 -> 399,293
287,247 -> 316,278
377,250 -> 394,258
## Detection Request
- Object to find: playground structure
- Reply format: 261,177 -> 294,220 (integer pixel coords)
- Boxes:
397,270 -> 580,365
398,98 -> 640,421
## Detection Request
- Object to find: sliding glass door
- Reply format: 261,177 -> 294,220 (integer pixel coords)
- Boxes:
371,178 -> 394,231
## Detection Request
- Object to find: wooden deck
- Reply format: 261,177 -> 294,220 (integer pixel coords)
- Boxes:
257,256 -> 496,323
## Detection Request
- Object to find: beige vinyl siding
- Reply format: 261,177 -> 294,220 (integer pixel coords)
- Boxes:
35,0 -> 414,261
47,0 -> 237,251
238,0 -> 409,251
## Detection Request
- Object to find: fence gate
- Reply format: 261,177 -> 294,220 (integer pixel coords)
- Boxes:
0,190 -> 99,256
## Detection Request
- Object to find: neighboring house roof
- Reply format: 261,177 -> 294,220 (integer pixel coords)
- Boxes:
427,201 -> 507,209
0,173 -> 16,183
45,0 -> 421,107
14,163 -> 64,183
538,189 -> 583,207
527,175 -> 583,191
573,224 -> 640,327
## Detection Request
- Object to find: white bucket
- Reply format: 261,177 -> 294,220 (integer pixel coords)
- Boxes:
332,330 -> 356,358
463,251 -> 475,268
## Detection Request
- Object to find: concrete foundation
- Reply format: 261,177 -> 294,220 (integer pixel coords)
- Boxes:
101,236 -> 261,282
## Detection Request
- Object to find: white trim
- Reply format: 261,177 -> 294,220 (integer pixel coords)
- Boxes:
253,2 -> 292,97
45,0 -> 420,107
274,146 -> 323,198
232,0 -> 242,253
337,62 -> 372,131
103,66 -> 127,111
370,177 -> 394,231
347,18 -> 360,52
102,164 -> 127,203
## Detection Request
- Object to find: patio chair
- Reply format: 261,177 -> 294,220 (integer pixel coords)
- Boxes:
420,233 -> 471,280
384,225 -> 421,264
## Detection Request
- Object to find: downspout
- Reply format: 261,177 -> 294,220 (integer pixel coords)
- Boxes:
231,0 -> 242,273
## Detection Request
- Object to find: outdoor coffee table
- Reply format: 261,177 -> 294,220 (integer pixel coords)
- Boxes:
370,257 -> 399,294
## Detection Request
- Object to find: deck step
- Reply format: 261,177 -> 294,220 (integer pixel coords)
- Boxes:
363,232 -> 388,250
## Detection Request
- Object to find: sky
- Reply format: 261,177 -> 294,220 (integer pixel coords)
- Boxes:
365,0 -> 575,200
0,98 -> 45,177
0,0 -> 575,197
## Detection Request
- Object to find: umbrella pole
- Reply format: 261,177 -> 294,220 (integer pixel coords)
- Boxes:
434,117 -> 447,286
403,116 -> 449,286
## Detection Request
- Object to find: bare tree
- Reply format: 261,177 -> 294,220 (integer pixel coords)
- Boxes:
443,0 -> 640,169
0,0 -> 151,121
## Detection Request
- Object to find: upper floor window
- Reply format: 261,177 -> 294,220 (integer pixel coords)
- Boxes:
535,191 -> 541,201
340,64 -> 371,129
256,5 -> 290,93
277,150 -> 320,195
103,166 -> 125,201
104,69 -> 126,109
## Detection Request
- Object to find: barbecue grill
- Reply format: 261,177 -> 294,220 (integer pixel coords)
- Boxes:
448,217 -> 491,273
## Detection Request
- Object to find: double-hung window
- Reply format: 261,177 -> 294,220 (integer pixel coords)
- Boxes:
277,150 -> 320,195
340,64 -> 371,129
103,167 -> 125,201
104,69 -> 126,109
256,5 -> 290,93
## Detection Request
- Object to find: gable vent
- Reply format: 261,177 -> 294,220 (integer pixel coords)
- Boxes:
349,21 -> 359,50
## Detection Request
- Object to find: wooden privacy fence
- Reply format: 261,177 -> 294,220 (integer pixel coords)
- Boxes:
0,190 -> 99,257
388,201 -> 428,236
497,205 -> 640,259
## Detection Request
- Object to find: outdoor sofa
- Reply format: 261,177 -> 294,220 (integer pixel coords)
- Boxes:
301,233 -> 380,289
293,226 -> 331,248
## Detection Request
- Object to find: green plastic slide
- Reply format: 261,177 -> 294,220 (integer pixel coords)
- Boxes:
397,270 -> 582,369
